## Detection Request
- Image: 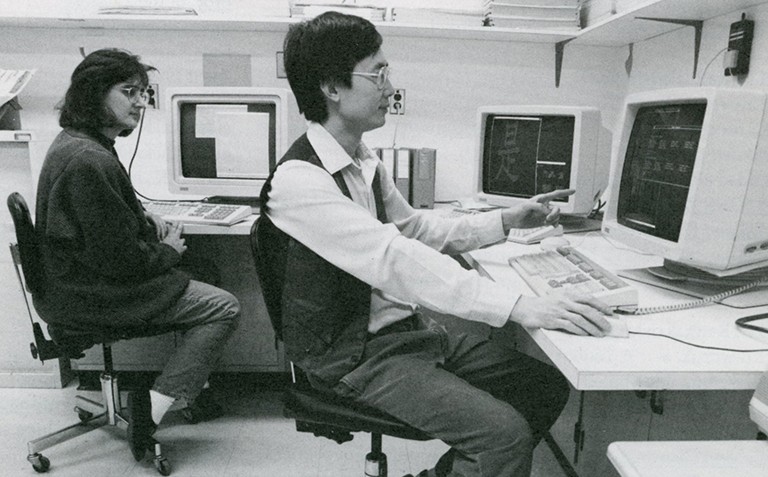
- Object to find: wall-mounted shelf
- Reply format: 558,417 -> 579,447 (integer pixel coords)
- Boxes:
1,0 -> 767,45
2,0 -> 768,87
573,0 -> 768,46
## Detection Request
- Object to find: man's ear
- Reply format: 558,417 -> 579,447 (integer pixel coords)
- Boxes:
320,81 -> 341,104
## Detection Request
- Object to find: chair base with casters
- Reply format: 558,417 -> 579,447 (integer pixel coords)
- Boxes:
10,248 -> 172,475
24,339 -> 170,476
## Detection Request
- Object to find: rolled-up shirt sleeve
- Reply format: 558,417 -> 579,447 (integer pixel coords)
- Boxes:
267,160 -> 520,328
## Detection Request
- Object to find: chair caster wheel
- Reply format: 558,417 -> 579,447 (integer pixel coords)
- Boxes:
154,456 -> 172,476
151,440 -> 172,475
28,453 -> 50,473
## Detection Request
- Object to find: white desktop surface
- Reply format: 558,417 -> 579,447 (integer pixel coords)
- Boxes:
467,234 -> 768,391
607,440 -> 768,477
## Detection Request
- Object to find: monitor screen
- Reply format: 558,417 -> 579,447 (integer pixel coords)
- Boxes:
482,114 -> 574,199
475,106 -> 607,215
603,87 -> 768,275
616,102 -> 706,243
166,87 -> 289,200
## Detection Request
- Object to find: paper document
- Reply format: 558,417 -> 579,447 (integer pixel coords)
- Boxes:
0,69 -> 35,107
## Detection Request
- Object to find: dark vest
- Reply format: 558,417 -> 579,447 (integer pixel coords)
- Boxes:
258,134 -> 387,386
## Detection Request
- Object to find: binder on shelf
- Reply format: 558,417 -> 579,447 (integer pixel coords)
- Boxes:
410,148 -> 436,209
395,148 -> 411,203
379,147 -> 396,180
374,147 -> 437,209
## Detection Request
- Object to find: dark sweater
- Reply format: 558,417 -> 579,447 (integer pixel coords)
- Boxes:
33,128 -> 189,330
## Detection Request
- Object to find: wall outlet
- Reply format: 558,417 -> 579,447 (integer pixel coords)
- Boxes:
146,83 -> 159,109
389,88 -> 405,115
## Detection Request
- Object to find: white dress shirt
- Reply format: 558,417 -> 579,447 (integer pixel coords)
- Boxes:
267,122 -> 520,333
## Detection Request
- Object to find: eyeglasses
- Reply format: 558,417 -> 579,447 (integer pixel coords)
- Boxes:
119,85 -> 149,104
351,65 -> 391,90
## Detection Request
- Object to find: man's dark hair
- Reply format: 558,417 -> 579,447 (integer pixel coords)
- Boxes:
283,11 -> 383,123
59,48 -> 155,134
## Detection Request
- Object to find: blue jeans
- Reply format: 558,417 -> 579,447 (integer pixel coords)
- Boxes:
333,317 -> 569,477
145,280 -> 240,403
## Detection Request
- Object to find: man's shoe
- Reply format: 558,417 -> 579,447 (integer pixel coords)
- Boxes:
181,388 -> 224,424
127,390 -> 156,461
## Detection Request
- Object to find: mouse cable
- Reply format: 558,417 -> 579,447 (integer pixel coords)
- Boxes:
628,331 -> 768,353
127,110 -> 193,205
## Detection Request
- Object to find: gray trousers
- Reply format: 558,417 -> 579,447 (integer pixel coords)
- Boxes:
146,280 -> 240,403
334,317 -> 569,477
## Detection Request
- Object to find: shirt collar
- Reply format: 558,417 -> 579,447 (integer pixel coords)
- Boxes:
306,122 -> 379,183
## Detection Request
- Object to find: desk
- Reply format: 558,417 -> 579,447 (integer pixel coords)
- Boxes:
607,440 -> 768,477
76,214 -> 286,374
466,234 -> 768,475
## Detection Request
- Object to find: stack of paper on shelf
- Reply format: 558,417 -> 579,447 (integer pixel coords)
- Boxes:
290,1 -> 386,21
389,0 -> 491,27
489,0 -> 581,32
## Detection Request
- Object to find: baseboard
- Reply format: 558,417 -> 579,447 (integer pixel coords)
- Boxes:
0,371 -> 66,388
0,358 -> 73,389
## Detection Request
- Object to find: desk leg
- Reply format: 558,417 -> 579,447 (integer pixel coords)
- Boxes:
573,391 -> 585,464
544,431 -> 580,477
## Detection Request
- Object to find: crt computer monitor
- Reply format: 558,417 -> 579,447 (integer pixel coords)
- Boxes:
166,87 -> 289,201
602,87 -> 768,277
474,105 -> 608,215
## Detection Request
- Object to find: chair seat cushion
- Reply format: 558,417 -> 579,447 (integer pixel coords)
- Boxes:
283,387 -> 431,441
47,324 -> 176,359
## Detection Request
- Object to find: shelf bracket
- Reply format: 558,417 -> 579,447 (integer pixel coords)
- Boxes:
635,17 -> 703,79
625,43 -> 633,77
555,38 -> 575,88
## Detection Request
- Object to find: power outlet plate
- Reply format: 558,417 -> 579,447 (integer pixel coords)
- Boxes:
147,83 -> 159,109
389,88 -> 405,115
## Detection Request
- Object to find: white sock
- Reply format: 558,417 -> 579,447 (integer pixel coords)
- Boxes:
149,390 -> 176,425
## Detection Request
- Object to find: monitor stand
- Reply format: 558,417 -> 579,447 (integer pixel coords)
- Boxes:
204,195 -> 261,208
618,260 -> 768,308
559,214 -> 602,234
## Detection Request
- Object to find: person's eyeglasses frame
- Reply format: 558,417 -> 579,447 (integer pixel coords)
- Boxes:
350,65 -> 391,90
119,85 -> 150,104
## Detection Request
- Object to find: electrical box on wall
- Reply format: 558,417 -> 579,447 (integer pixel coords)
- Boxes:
724,13 -> 754,77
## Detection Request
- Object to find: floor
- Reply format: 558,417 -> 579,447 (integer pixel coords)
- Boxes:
0,373 -> 568,477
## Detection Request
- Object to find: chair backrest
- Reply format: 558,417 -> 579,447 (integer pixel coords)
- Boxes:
7,192 -> 47,298
249,216 -> 286,341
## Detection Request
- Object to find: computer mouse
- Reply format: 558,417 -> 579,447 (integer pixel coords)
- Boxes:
540,236 -> 571,251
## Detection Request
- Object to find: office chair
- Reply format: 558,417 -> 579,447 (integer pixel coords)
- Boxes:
6,192 -> 171,476
249,217 -> 432,477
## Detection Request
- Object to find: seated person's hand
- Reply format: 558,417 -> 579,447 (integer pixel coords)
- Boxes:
509,290 -> 613,337
145,210 -> 170,240
500,189 -> 575,231
161,222 -> 187,256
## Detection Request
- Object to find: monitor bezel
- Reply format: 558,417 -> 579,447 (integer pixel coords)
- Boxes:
474,105 -> 603,215
166,87 -> 289,198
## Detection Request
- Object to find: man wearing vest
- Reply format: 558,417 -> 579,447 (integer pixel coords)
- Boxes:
259,11 -> 615,477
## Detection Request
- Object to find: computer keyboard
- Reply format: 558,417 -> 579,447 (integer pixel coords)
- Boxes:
507,224 -> 564,245
508,246 -> 639,308
143,201 -> 252,226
